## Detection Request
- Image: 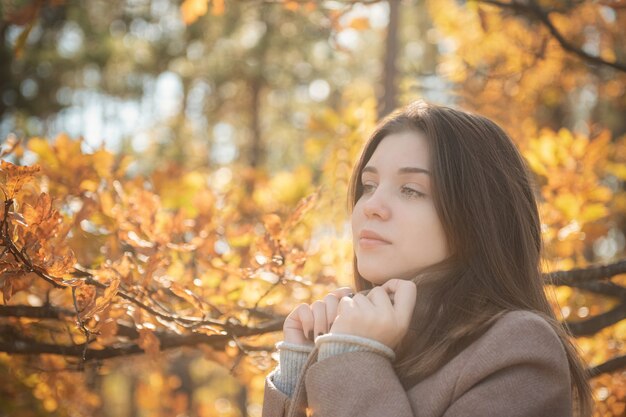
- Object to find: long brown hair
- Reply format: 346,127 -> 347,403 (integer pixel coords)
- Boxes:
347,100 -> 593,416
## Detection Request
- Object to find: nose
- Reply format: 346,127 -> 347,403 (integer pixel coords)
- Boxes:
362,188 -> 390,220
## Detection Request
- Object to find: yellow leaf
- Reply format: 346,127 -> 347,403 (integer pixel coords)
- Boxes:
285,190 -> 319,230
606,162 -> 626,180
99,190 -> 116,217
284,1 -> 299,11
0,160 -> 40,198
587,186 -> 612,203
263,213 -> 282,239
580,203 -> 607,223
212,0 -> 224,15
27,137 -> 57,167
553,193 -> 579,220
93,150 -> 114,179
349,17 -> 370,31
180,0 -> 208,24
537,135 -> 557,167
79,179 -> 99,191
523,153 -> 548,177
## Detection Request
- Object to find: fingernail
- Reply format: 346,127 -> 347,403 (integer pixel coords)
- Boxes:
308,330 -> 313,340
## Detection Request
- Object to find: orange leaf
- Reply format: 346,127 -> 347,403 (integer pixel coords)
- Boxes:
80,277 -> 120,319
98,318 -> 119,338
1,270 -> 28,303
212,0 -> 225,15
285,190 -> 319,231
180,0 -> 208,24
22,192 -> 53,226
170,282 -> 206,312
137,328 -> 160,358
75,284 -> 96,312
263,213 -> 282,240
2,279 -> 12,304
284,0 -> 299,11
348,17 -> 370,31
0,160 -> 40,199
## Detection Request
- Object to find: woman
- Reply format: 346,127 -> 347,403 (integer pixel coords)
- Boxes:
262,100 -> 593,417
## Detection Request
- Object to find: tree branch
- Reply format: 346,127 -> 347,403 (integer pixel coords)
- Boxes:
0,304 -> 73,319
564,302 -> 626,337
566,281 -> 626,300
474,0 -> 626,73
0,317 -> 283,361
547,259 -> 626,286
588,354 -> 626,378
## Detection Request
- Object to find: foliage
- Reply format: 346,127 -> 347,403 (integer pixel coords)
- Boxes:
2,0 -> 626,416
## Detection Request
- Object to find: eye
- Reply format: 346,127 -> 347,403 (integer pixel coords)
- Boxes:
362,182 -> 376,194
402,186 -> 426,199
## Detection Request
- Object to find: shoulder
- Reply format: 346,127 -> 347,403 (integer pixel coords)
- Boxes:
474,309 -> 565,353
453,309 -> 570,396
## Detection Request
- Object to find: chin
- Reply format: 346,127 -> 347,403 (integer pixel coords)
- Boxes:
360,267 -> 421,285
359,270 -> 394,285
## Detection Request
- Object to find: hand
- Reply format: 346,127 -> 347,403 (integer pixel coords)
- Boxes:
283,287 -> 354,346
329,279 -> 417,350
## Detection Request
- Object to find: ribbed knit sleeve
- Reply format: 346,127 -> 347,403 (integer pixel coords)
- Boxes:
315,333 -> 396,362
268,342 -> 314,397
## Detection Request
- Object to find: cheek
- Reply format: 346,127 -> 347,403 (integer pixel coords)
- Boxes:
403,209 -> 446,249
351,204 -> 364,231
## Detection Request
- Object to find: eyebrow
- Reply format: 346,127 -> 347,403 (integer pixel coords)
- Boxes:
362,166 -> 430,175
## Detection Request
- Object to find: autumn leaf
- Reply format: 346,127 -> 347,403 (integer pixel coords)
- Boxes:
1,270 -> 28,303
137,327 -> 160,358
285,189 -> 319,231
212,0 -> 225,16
169,281 -> 207,312
74,284 -> 96,312
348,17 -> 370,31
262,213 -> 282,240
92,150 -> 114,179
0,160 -> 40,199
98,317 -> 119,339
283,1 -> 299,11
22,192 -> 54,227
180,0 -> 208,24
80,277 -> 120,320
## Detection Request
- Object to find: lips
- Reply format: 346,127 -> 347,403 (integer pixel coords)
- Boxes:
358,229 -> 391,244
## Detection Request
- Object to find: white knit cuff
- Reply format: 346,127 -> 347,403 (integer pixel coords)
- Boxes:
269,342 -> 314,397
315,333 -> 396,362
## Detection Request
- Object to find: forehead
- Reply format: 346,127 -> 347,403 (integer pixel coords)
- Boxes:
364,131 -> 430,171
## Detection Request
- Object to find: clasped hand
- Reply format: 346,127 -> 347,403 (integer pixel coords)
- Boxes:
283,279 -> 417,350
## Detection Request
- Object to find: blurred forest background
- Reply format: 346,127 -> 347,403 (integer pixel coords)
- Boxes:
1,0 -> 626,416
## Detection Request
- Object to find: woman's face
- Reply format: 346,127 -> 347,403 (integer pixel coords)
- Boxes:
351,131 -> 450,285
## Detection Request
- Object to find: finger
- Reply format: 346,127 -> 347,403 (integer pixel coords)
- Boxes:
297,304 -> 315,341
380,279 -> 406,301
311,301 -> 328,339
323,294 -> 340,330
366,286 -> 394,309
337,294 -> 356,315
329,287 -> 354,299
351,292 -> 372,309
383,279 -> 417,325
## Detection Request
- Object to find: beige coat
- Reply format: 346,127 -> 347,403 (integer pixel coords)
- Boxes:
262,310 -> 572,417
